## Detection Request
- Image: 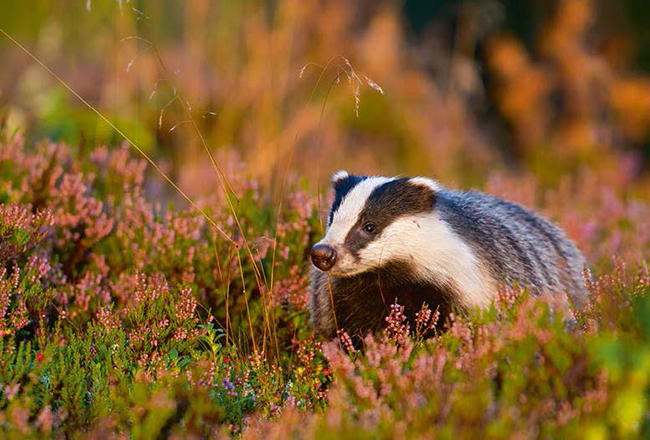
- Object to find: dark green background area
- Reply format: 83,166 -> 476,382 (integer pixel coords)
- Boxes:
404,0 -> 650,73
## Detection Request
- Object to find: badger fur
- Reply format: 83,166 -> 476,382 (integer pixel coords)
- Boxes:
308,171 -> 588,340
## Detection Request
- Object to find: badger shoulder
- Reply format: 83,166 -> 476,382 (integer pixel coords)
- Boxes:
435,188 -> 588,308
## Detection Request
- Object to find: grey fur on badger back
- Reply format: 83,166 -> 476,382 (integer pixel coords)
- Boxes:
309,171 -> 588,341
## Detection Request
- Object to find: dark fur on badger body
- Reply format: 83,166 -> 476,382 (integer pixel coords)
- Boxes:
309,171 -> 588,340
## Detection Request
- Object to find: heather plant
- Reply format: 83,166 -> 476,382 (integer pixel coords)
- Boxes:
2,129 -> 649,437
0,134 -> 332,436
1,137 -> 650,438
243,270 -> 650,439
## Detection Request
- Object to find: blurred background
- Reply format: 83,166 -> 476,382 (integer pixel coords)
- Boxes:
1,0 -> 650,198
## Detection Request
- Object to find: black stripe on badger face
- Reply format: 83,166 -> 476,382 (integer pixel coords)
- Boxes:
328,173 -> 367,225
344,178 -> 436,260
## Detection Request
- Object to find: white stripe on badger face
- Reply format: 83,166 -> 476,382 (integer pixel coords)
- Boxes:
321,176 -> 394,244
358,212 -> 495,310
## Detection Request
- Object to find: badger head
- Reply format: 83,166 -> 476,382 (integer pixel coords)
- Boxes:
311,170 -> 442,277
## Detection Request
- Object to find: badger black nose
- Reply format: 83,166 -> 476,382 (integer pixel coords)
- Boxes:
311,244 -> 337,271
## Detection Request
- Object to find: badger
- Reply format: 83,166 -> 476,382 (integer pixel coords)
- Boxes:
308,171 -> 588,340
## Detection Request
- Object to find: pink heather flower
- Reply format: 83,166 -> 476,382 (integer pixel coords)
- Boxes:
96,306 -> 121,331
496,283 -> 523,315
0,204 -> 53,266
10,407 -> 29,435
273,265 -> 309,309
253,236 -> 273,261
107,145 -> 146,187
36,405 -> 53,434
383,303 -> 410,346
10,299 -> 29,330
0,270 -> 10,330
5,383 -> 20,401
414,305 -> 440,338
336,330 -> 357,355
175,287 -> 198,321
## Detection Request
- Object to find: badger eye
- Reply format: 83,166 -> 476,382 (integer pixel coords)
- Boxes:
362,222 -> 376,234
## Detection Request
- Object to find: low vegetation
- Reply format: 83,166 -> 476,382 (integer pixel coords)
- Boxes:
0,134 -> 648,438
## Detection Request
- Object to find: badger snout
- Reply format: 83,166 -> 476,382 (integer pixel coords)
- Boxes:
311,244 -> 337,271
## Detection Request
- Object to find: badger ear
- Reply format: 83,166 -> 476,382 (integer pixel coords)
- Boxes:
331,170 -> 350,187
408,177 -> 441,193
407,177 -> 440,209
